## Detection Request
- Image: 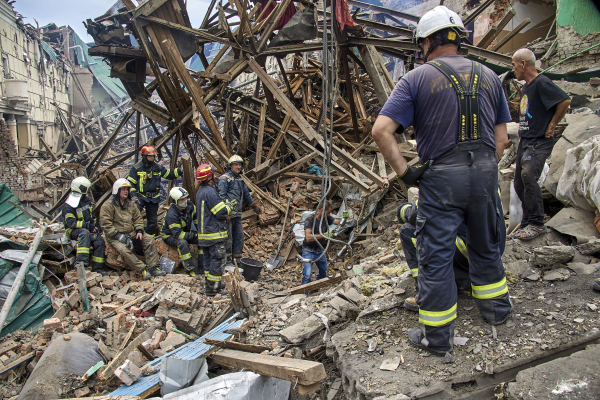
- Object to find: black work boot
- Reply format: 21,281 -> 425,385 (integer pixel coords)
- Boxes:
408,328 -> 451,356
205,281 -> 217,296
149,265 -> 166,277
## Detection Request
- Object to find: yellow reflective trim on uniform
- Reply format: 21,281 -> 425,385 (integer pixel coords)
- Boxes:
201,201 -> 205,234
210,202 -> 226,214
400,205 -> 410,222
471,277 -> 508,299
411,238 -> 417,248
174,168 -> 180,178
198,231 -> 228,240
65,213 -> 76,220
418,304 -> 457,326
162,168 -> 171,178
168,223 -> 182,229
207,274 -> 222,282
91,256 -> 104,263
127,176 -> 138,184
198,249 -> 204,255
77,247 -> 90,254
411,268 -> 419,277
178,231 -> 186,239
137,172 -> 145,193
498,188 -> 504,215
160,233 -> 170,239
179,253 -> 191,261
455,237 -> 468,259
76,221 -> 84,228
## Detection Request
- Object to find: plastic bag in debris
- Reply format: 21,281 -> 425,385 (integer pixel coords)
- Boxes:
307,164 -> 322,176
18,333 -> 103,400
556,135 -> 600,212
148,371 -> 291,400
159,357 -> 207,396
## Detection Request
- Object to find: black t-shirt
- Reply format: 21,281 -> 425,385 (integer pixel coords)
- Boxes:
518,74 -> 570,139
302,213 -> 335,249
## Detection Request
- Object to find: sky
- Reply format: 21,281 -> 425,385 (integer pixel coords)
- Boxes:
13,0 -> 212,43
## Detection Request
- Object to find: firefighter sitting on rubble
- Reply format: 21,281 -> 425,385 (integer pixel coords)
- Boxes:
127,145 -> 182,236
160,187 -> 203,280
62,177 -> 109,277
100,178 -> 166,280
217,154 -> 262,266
196,164 -> 232,295
397,198 -> 506,312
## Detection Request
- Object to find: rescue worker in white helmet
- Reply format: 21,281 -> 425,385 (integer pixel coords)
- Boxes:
100,179 -> 166,280
62,177 -> 109,276
160,187 -> 203,280
217,155 -> 262,266
372,5 -> 512,356
196,164 -> 232,295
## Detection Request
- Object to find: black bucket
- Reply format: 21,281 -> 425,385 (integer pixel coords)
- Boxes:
239,257 -> 263,282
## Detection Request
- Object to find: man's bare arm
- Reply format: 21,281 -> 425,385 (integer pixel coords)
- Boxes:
372,115 -> 408,176
545,99 -> 571,138
494,123 -> 509,162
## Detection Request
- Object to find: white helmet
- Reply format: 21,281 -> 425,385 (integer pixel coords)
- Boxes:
415,6 -> 467,40
112,178 -> 133,195
71,176 -> 91,194
169,187 -> 189,207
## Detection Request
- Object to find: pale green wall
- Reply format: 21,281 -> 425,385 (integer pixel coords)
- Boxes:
557,0 -> 600,35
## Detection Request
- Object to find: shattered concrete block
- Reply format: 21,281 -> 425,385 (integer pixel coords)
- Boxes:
329,296 -> 360,320
43,318 -> 62,329
533,246 -> 575,266
342,288 -> 366,307
115,359 -> 142,386
174,296 -> 191,309
155,304 -> 169,320
160,331 -> 186,350
117,294 -> 135,303
127,350 -> 143,367
279,308 -> 341,344
567,262 -> 600,275
66,291 -> 81,308
543,268 -> 571,281
141,364 -> 158,376
74,387 -> 90,397
168,309 -> 192,330
504,260 -> 530,278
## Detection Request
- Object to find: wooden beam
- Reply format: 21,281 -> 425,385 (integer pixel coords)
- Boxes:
242,176 -> 287,213
161,38 -> 231,158
491,18 -> 531,52
359,45 -> 393,105
99,327 -> 155,381
204,339 -> 270,353
265,114 -> 292,160
255,0 -> 293,52
210,348 -> 326,385
180,154 -> 197,205
342,48 -> 360,142
477,8 -> 516,49
463,0 -> 494,25
255,104 -> 267,165
257,151 -> 318,185
39,137 -> 57,161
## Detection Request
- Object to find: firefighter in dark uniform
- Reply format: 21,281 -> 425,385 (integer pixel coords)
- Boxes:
398,197 -> 506,312
160,187 -> 203,280
127,145 -> 182,236
372,6 -> 512,355
62,177 -> 109,276
195,164 -> 232,295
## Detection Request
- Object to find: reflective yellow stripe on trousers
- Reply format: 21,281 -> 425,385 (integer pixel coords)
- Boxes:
419,304 -> 457,326
471,276 -> 508,299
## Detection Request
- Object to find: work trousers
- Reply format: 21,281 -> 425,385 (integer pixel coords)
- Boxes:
202,242 -> 226,283
514,137 -> 555,228
70,228 -> 105,272
225,216 -> 244,261
107,232 -> 159,271
136,197 -> 160,236
164,236 -> 203,272
301,247 -> 328,285
399,224 -> 470,294
416,142 -> 511,352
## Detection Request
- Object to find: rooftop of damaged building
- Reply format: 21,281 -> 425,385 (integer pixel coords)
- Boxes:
0,0 -> 599,398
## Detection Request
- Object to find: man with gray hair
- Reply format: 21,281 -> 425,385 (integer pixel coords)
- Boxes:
510,48 -> 570,240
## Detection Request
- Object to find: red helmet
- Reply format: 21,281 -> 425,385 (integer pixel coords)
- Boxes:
141,145 -> 157,156
196,164 -> 213,181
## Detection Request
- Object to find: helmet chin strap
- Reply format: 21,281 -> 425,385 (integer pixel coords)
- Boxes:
423,38 -> 442,62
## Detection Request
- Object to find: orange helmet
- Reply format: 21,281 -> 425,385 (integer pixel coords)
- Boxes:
141,145 -> 157,156
196,164 -> 213,181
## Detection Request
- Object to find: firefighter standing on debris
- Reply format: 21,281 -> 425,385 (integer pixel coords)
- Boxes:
217,155 -> 262,265
100,178 -> 166,280
160,187 -> 203,280
127,145 -> 183,236
62,177 -> 109,276
372,6 -> 512,356
196,164 -> 232,295
397,199 -> 506,312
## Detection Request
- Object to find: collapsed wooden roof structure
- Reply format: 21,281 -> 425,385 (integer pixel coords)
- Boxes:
71,0 -> 514,217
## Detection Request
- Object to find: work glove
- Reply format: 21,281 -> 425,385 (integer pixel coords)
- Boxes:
116,233 -> 134,251
251,203 -> 262,214
322,231 -> 334,238
132,195 -> 140,206
399,161 -> 430,186
225,199 -> 238,209
342,210 -> 349,218
177,167 -> 183,176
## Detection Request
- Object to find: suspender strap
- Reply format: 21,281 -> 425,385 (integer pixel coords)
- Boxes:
426,60 -> 482,143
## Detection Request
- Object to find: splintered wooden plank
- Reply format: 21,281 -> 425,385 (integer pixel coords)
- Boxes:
210,349 -> 326,385
203,339 -> 270,353
99,327 -> 155,381
257,151 -> 318,186
256,104 -> 267,165
266,114 -> 292,160
160,38 -> 231,158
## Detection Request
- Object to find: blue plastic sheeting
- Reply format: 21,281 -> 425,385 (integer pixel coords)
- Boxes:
110,314 -> 246,396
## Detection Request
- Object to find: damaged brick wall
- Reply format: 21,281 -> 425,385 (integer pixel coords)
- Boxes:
0,118 -> 44,198
548,26 -> 600,73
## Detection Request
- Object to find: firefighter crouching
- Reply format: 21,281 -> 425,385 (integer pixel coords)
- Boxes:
127,145 -> 182,236
100,178 -> 166,280
160,187 -> 203,280
195,164 -> 232,296
62,177 -> 109,276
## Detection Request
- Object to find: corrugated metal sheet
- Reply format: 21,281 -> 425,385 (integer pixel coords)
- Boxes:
71,29 -> 128,102
109,314 -> 245,397
40,40 -> 57,63
0,185 -> 32,227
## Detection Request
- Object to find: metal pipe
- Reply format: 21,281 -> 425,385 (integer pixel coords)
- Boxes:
541,42 -> 600,74
0,224 -> 46,335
